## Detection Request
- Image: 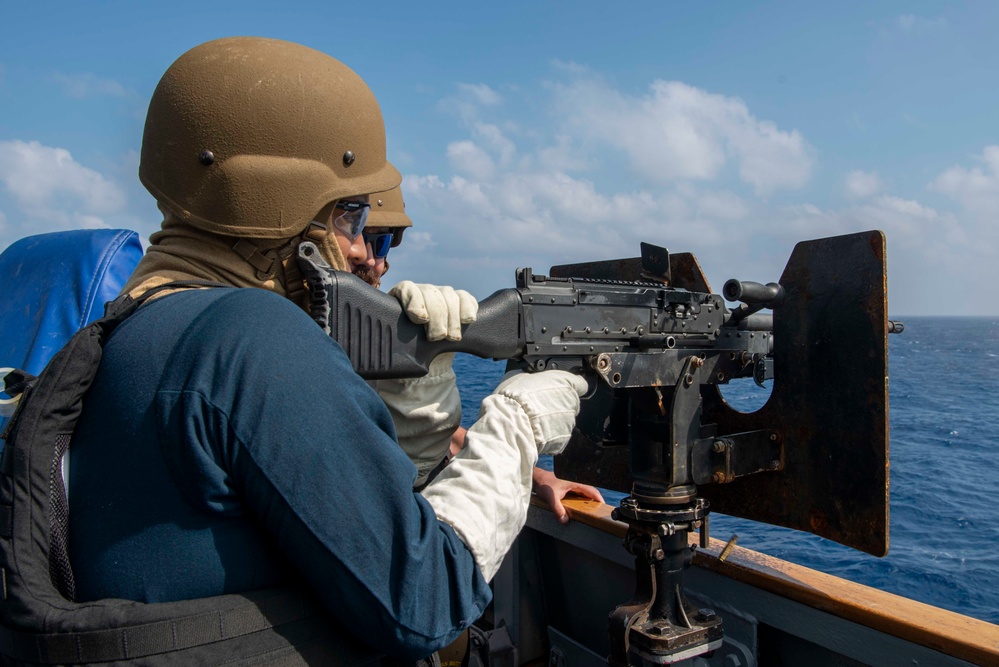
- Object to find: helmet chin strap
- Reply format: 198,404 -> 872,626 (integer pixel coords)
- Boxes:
302,221 -> 349,271
229,221 -> 349,311
230,236 -> 312,309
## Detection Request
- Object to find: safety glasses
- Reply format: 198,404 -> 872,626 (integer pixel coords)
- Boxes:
364,232 -> 394,259
332,200 -> 371,239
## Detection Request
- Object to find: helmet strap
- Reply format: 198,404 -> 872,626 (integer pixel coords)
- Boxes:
231,237 -> 309,308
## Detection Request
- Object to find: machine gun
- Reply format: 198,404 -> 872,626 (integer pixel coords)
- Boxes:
298,230 -> 898,667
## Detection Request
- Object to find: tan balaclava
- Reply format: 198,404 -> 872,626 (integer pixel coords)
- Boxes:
126,36 -> 400,302
122,206 -> 350,305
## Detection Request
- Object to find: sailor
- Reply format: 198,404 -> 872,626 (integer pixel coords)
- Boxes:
354,186 -> 410,289
62,36 -> 587,661
359,186 -> 604,519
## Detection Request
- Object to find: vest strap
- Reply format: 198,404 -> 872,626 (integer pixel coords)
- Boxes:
0,587 -> 317,664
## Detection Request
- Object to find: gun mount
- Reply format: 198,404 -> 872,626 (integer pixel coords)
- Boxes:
298,229 -> 898,667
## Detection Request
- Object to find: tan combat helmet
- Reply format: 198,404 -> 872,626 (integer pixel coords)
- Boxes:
139,36 -> 401,239
367,184 -> 413,247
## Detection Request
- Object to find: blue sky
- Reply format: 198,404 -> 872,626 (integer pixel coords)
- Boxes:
2,1 -> 998,315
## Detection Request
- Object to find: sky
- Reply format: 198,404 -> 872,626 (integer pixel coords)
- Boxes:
1,1 -> 997,316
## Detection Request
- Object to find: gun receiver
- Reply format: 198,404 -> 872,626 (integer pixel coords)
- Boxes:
298,229 -> 896,666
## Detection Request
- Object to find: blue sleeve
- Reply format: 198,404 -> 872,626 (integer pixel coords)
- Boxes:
154,289 -> 491,659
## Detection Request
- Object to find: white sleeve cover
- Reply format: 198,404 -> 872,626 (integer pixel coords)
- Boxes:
420,370 -> 586,581
369,354 -> 460,485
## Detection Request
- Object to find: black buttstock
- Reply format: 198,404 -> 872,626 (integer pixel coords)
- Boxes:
309,269 -> 524,379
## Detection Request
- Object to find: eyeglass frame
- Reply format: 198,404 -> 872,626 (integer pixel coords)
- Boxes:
331,200 -> 371,239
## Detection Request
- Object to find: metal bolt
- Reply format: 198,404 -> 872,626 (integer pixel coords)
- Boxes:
566,326 -> 573,333
654,549 -> 665,561
770,433 -> 778,441
713,441 -> 726,453
541,326 -> 547,333
712,472 -> 725,483
198,150 -> 215,166
768,460 -> 781,471
603,327 -> 610,333
584,327 -> 591,333
696,609 -> 718,623
597,357 -> 609,370
691,356 -> 704,368
342,150 -> 355,166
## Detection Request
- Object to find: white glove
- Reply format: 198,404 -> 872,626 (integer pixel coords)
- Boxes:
420,370 -> 587,581
388,281 -> 478,342
370,353 -> 461,487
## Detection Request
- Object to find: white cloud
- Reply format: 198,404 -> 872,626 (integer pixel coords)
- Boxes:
845,170 -> 884,199
930,146 -> 999,219
447,141 -> 495,180
0,140 -> 127,244
391,73 -> 994,315
472,123 -> 517,167
398,229 -> 435,254
455,83 -> 502,107
441,83 -> 504,124
51,72 -> 128,99
895,14 -> 947,33
550,77 -> 814,195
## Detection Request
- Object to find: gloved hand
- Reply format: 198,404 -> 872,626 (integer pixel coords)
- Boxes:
388,281 -> 478,342
370,353 -> 461,488
420,369 -> 587,580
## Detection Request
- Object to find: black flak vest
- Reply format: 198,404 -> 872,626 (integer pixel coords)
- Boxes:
0,285 -> 381,666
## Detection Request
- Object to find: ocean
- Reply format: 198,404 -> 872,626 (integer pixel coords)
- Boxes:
452,316 -> 999,625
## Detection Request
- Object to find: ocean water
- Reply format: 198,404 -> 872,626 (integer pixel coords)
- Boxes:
452,316 -> 999,625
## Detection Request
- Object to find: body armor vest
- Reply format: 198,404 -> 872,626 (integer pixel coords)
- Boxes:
0,286 -> 381,666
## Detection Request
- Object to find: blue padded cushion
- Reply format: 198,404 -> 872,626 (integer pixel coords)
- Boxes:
0,229 -> 142,432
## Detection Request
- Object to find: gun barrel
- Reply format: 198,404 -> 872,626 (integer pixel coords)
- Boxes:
723,279 -> 785,306
737,313 -> 773,331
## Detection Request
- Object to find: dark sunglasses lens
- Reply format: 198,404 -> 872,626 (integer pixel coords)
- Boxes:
368,233 -> 393,259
